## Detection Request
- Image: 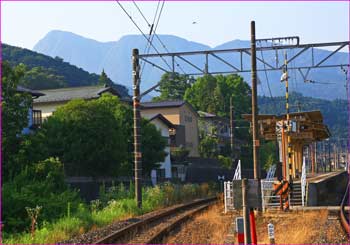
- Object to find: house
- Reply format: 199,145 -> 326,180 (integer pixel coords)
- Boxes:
198,111 -> 231,153
17,86 -> 45,134
141,100 -> 200,157
148,114 -> 174,179
33,84 -> 131,119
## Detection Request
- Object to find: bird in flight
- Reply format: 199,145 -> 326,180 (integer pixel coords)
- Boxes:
192,21 -> 197,24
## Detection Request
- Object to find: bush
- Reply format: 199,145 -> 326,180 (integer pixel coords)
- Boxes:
3,182 -> 218,244
2,158 -> 81,233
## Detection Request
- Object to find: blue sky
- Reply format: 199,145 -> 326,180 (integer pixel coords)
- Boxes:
1,1 -> 349,50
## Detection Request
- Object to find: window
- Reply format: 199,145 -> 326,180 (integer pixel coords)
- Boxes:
157,169 -> 166,179
32,110 -> 42,128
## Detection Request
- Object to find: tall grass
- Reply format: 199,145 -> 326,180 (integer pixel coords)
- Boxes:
3,182 -> 217,244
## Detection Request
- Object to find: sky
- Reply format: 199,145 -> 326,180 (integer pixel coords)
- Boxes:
1,1 -> 349,51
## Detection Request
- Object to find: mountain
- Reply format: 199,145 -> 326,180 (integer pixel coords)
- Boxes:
33,30 -> 349,99
2,43 -> 129,97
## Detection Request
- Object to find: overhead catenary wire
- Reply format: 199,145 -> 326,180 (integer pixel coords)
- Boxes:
258,40 -> 278,113
133,0 -> 187,76
116,1 -> 173,72
135,0 -> 162,76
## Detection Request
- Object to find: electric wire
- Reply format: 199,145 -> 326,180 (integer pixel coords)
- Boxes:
116,1 -> 172,71
135,0 -> 161,76
258,40 -> 278,113
133,0 -> 187,76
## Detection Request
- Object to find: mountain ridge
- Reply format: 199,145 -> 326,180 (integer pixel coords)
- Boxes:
33,30 -> 349,100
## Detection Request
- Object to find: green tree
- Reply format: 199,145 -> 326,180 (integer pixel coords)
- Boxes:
99,69 -> 109,85
199,136 -> 219,158
20,94 -> 167,177
141,120 -> 167,176
259,141 -> 278,170
185,74 -> 252,148
1,62 -> 32,181
184,74 -> 251,118
152,72 -> 193,101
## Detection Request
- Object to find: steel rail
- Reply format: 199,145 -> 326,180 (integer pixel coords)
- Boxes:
94,196 -> 217,244
145,203 -> 213,244
340,181 -> 350,234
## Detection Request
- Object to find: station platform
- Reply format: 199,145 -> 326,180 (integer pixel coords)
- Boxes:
304,171 -> 348,206
293,170 -> 348,184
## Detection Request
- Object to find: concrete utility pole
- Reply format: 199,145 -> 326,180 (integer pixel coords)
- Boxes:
132,48 -> 142,208
242,179 -> 251,245
230,97 -> 235,166
250,21 -> 260,180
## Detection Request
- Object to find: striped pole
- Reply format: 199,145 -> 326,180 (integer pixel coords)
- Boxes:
132,49 -> 142,208
284,52 -> 293,182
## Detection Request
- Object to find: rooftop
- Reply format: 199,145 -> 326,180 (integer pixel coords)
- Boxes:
141,100 -> 199,116
141,100 -> 186,108
148,114 -> 175,128
17,86 -> 45,97
34,84 -> 130,103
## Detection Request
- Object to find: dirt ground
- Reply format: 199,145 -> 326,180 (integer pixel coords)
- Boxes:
163,203 -> 232,244
256,209 -> 349,244
163,203 -> 349,244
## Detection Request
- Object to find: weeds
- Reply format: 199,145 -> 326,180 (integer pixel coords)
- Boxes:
3,182 -> 217,244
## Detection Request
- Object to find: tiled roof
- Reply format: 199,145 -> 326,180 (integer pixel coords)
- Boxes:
34,85 -> 130,103
141,100 -> 186,108
141,100 -> 199,116
17,86 -> 45,97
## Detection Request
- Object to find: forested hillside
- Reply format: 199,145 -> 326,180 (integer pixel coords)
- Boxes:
2,43 -> 129,96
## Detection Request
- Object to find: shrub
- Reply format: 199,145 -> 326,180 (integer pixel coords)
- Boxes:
2,158 -> 81,233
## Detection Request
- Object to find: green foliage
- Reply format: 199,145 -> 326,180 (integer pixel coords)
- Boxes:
199,136 -> 219,158
184,74 -> 251,118
218,155 -> 232,169
2,44 -> 129,96
152,72 -> 194,101
98,69 -> 109,85
34,95 -> 127,176
2,158 -> 81,233
1,62 -> 32,181
170,146 -> 190,163
3,183 -> 217,244
141,120 -> 167,176
21,66 -> 68,89
259,141 -> 278,171
184,74 -> 251,141
20,94 -> 166,177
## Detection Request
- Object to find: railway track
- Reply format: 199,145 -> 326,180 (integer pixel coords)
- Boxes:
94,197 -> 217,244
340,181 -> 350,234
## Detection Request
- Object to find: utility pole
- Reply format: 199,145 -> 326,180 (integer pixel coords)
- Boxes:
242,179 -> 251,245
132,49 -> 142,208
230,97 -> 235,167
251,21 -> 260,180
328,140 -> 331,172
281,52 -> 293,181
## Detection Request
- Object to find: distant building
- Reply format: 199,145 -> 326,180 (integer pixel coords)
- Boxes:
17,86 -> 45,134
33,84 -> 131,119
141,100 -> 200,157
148,114 -> 174,179
198,111 -> 231,153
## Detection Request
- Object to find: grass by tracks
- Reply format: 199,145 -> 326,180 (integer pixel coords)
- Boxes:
3,182 -> 217,244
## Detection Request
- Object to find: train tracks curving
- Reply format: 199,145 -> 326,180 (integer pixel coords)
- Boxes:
94,197 -> 217,244
340,181 -> 350,234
